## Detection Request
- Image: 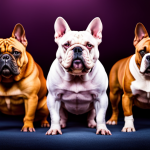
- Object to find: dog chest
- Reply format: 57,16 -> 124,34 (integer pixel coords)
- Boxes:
59,76 -> 99,92
131,83 -> 150,103
55,80 -> 100,114
0,95 -> 25,106
0,83 -> 27,107
55,77 -> 100,101
0,95 -> 25,115
129,54 -> 150,104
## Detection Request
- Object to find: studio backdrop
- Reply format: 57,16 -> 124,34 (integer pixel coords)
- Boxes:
1,0 -> 150,118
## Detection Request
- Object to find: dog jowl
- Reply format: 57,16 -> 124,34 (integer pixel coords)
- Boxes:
0,24 -> 49,132
0,43 -> 20,78
46,17 -> 111,135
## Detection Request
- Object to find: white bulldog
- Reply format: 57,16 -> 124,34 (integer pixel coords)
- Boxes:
46,17 -> 111,135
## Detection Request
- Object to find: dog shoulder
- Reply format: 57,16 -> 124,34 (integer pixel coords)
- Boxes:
123,56 -> 135,95
18,52 -> 41,92
47,59 -> 65,90
90,60 -> 108,90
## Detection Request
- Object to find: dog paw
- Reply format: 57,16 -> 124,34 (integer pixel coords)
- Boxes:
21,126 -> 35,132
60,119 -> 67,128
122,127 -> 136,132
41,120 -> 50,128
96,128 -> 112,135
87,120 -> 96,128
106,119 -> 117,125
45,128 -> 62,135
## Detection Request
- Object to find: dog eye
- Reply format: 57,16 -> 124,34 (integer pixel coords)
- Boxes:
139,48 -> 146,57
64,42 -> 70,49
86,43 -> 93,49
13,51 -> 20,55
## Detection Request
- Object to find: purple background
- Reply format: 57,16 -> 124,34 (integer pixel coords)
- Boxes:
1,0 -> 150,116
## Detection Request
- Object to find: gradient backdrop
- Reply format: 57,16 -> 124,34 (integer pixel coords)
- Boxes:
1,0 -> 150,117
1,1 -> 150,149
0,0 -> 150,150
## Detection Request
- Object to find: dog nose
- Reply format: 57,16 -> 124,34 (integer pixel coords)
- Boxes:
73,47 -> 83,53
2,54 -> 10,60
146,55 -> 150,61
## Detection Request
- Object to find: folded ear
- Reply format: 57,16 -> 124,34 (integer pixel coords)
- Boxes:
133,23 -> 149,47
54,17 -> 71,43
12,23 -> 27,47
86,17 -> 103,45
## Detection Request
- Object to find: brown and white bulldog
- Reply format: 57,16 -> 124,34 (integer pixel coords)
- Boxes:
107,23 -> 150,132
0,24 -> 49,132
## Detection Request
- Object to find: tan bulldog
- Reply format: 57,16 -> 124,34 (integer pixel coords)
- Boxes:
0,24 -> 49,132
107,23 -> 150,132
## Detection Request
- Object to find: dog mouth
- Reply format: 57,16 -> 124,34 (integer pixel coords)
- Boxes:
72,59 -> 84,70
0,63 -> 20,77
66,58 -> 91,75
1,66 -> 12,77
145,66 -> 150,74
0,53 -> 20,78
141,66 -> 150,76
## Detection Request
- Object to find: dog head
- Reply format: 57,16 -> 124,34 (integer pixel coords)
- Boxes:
133,23 -> 150,77
0,24 -> 28,82
54,17 -> 102,75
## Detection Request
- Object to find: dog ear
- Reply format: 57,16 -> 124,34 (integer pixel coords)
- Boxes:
86,17 -> 103,45
54,17 -> 71,43
133,23 -> 149,47
12,24 -> 28,47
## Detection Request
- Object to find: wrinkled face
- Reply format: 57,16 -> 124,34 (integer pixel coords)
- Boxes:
57,31 -> 100,75
54,17 -> 102,75
134,23 -> 150,77
0,23 -> 28,81
135,38 -> 150,76
0,40 -> 20,78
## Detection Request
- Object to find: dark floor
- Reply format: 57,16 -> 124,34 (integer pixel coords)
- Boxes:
0,113 -> 150,150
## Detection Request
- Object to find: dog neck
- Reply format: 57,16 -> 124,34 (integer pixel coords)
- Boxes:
58,59 -> 96,82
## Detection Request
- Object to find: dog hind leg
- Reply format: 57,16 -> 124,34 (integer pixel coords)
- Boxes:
87,109 -> 96,128
59,106 -> 68,128
34,96 -> 50,127
106,89 -> 122,125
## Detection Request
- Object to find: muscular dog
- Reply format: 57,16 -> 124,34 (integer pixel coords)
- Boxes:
46,17 -> 111,135
107,23 -> 150,132
0,24 -> 49,132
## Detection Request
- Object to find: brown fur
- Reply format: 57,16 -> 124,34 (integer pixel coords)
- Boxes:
108,23 -> 150,124
0,24 -> 49,132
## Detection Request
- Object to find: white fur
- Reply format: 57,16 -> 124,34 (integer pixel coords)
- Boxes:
140,53 -> 150,73
54,17 -> 102,76
46,17 -> 110,135
129,54 -> 150,103
122,115 -> 135,131
47,59 -> 109,131
5,98 -> 10,109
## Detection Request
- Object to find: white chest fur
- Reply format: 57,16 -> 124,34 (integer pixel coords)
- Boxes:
54,76 -> 101,114
47,59 -> 108,114
129,54 -> 150,103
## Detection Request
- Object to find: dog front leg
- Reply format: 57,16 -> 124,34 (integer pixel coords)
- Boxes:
94,92 -> 112,135
22,95 -> 38,132
46,92 -> 62,135
122,94 -> 135,132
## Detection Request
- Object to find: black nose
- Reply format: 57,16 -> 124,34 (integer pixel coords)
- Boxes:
2,54 -> 10,60
73,47 -> 83,53
146,55 -> 150,61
